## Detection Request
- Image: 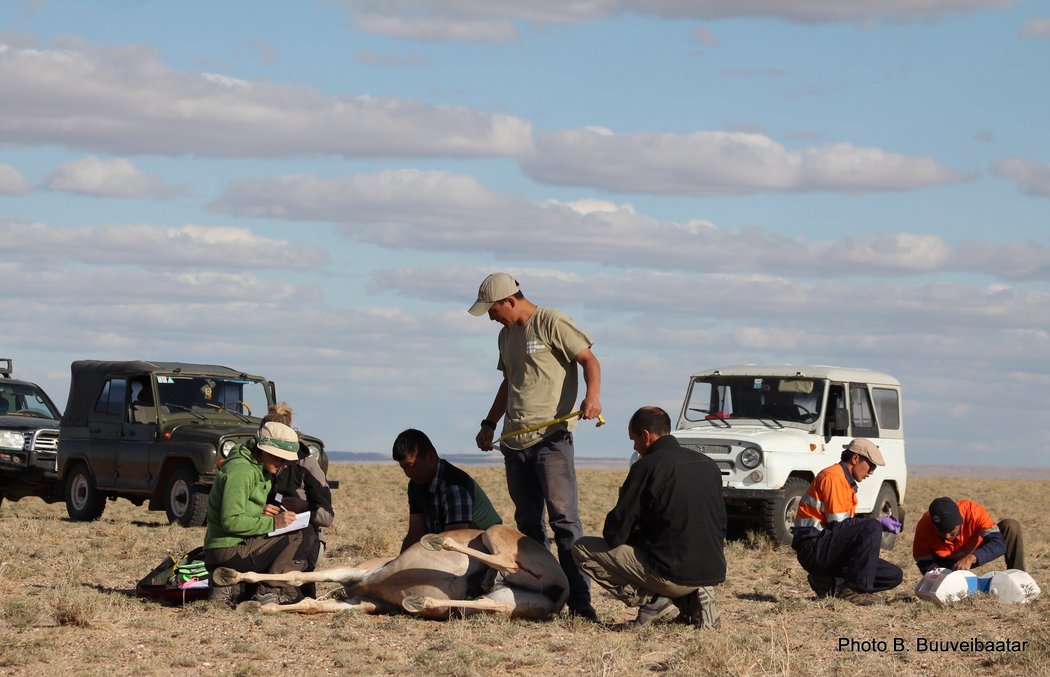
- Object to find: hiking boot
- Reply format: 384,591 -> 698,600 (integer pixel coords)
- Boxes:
627,596 -> 679,628
253,588 -> 303,606
209,583 -> 241,608
807,574 -> 836,598
673,590 -> 721,629
835,586 -> 885,606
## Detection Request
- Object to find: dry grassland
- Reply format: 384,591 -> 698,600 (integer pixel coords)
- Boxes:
0,464 -> 1047,677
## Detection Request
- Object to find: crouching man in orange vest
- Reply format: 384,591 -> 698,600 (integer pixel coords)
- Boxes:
791,438 -> 903,605
913,497 -> 1025,574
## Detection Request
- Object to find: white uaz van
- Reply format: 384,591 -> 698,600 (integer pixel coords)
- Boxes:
672,365 -> 906,547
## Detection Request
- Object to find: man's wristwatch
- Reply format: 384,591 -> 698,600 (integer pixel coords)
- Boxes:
481,419 -> 497,430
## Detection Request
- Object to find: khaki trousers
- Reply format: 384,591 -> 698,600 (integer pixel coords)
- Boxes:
573,536 -> 719,626
999,519 -> 1026,571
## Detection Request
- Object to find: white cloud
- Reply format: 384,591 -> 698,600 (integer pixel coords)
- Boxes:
0,162 -> 33,194
211,169 -> 1048,281
521,129 -> 970,194
1019,17 -> 1050,38
347,0 -> 630,42
374,265 -> 1050,353
343,1 -> 1013,42
2,221 -> 329,269
5,268 -> 313,306
991,156 -> 1050,197
210,169 -> 517,225
0,38 -> 532,157
45,156 -> 177,198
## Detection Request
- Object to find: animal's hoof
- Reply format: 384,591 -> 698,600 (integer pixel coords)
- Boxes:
211,567 -> 240,586
402,595 -> 428,613
235,600 -> 263,615
420,534 -> 445,551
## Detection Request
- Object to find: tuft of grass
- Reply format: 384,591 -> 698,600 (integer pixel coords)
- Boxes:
51,586 -> 105,627
2,598 -> 45,629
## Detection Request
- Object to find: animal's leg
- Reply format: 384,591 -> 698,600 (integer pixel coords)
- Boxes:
237,597 -> 379,615
420,534 -> 520,574
480,587 -> 563,620
401,595 -> 514,617
402,587 -> 559,620
212,565 -> 372,588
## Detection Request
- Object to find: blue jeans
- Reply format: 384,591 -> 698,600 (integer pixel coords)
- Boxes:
502,429 -> 591,611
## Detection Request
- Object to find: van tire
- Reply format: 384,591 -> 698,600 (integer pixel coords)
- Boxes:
764,477 -> 809,546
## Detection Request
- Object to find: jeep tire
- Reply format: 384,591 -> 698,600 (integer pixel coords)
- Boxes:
764,477 -> 809,546
65,462 -> 106,521
165,466 -> 208,527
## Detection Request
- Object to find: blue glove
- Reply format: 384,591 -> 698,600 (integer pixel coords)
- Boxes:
879,514 -> 902,533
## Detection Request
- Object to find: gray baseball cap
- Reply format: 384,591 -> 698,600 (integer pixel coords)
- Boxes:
468,272 -> 520,316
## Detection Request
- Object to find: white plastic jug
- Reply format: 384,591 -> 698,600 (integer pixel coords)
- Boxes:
986,569 -> 1041,604
914,568 -> 977,606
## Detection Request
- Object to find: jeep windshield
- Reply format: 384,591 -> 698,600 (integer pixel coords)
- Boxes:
153,374 -> 268,421
681,376 -> 824,429
0,382 -> 61,420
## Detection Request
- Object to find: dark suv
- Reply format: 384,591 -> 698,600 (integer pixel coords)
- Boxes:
58,360 -> 329,526
0,359 -> 63,508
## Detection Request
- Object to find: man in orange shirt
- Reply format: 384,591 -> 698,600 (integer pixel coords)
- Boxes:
913,497 -> 1025,573
792,438 -> 903,605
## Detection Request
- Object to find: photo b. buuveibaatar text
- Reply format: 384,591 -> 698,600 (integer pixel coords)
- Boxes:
838,637 -> 1029,653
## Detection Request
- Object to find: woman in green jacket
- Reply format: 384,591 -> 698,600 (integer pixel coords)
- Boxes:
204,421 -> 304,606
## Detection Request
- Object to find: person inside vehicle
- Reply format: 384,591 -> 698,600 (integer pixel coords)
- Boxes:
192,379 -> 220,412
129,377 -> 158,423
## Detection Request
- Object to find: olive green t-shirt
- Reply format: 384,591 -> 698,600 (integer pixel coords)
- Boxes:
497,306 -> 592,450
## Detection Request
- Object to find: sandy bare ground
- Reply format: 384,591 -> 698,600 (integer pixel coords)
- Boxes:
0,464 -> 1047,676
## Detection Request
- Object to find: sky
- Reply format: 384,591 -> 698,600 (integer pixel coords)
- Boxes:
1,0 -> 1048,468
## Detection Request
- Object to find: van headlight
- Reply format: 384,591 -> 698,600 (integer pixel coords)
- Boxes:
306,443 -> 321,460
739,447 -> 762,469
220,440 -> 237,458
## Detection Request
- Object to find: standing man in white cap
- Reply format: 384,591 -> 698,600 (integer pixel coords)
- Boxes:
791,438 -> 904,605
469,272 -> 602,620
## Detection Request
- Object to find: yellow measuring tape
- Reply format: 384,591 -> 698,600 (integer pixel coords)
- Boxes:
494,409 -> 606,444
